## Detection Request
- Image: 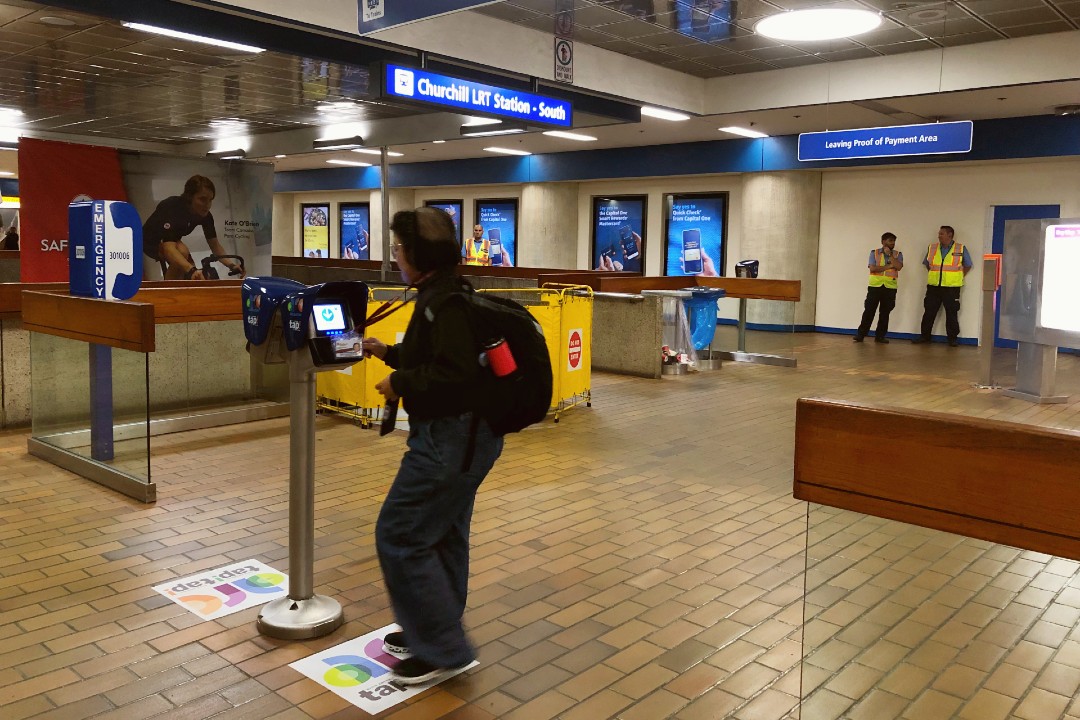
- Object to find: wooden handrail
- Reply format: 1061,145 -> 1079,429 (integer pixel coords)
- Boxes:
22,291 -> 155,352
793,398 -> 1080,561
2,281 -> 241,321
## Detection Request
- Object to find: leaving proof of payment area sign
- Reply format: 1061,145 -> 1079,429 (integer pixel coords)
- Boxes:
798,121 -> 973,162
384,63 -> 573,127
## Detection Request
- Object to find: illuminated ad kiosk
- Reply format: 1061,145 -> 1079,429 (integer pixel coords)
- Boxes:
999,218 -> 1080,403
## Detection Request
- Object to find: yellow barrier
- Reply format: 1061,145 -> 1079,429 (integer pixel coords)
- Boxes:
316,284 -> 593,426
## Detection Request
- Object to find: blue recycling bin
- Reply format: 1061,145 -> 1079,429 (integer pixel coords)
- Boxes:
683,287 -> 726,351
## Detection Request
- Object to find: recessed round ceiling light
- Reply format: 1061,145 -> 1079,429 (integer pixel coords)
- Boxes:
756,9 -> 882,42
909,9 -> 947,22
39,16 -> 77,27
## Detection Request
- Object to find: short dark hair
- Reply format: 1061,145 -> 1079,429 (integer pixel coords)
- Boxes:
940,225 -> 955,238
183,175 -> 216,198
881,232 -> 896,242
391,207 -> 461,272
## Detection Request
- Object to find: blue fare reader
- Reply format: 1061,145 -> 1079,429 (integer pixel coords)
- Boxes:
280,281 -> 369,367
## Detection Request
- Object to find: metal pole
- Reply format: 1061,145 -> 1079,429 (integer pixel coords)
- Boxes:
257,353 -> 343,639
975,257 -> 1000,389
288,370 -> 315,600
380,146 -> 391,283
737,297 -> 748,352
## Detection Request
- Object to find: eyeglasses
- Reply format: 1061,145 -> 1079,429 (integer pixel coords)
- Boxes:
391,243 -> 404,255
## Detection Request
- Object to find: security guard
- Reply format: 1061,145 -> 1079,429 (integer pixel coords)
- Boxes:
463,224 -> 490,266
913,225 -> 971,346
854,232 -> 903,343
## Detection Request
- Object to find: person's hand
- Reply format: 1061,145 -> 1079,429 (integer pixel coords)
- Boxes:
361,337 -> 388,360
613,260 -> 624,271
227,262 -> 245,278
501,254 -> 514,268
188,268 -> 206,280
699,247 -> 718,277
596,254 -> 615,271
374,374 -> 399,401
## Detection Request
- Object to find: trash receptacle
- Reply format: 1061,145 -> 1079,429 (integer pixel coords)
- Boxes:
683,287 -> 726,351
735,260 -> 759,278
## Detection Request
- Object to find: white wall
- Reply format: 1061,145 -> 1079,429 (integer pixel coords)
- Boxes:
817,158 -> 1080,340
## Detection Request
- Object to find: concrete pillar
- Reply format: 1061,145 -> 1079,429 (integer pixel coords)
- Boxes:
740,171 -> 821,327
370,189 -> 415,261
521,182 -> 579,269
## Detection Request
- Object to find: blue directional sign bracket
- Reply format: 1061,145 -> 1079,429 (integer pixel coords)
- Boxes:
359,1 -> 495,34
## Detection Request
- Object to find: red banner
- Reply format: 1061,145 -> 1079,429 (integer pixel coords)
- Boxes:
18,138 -> 127,282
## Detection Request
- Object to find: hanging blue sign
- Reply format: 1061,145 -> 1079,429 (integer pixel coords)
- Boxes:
383,63 -> 573,127
69,200 -> 143,300
798,121 -> 973,162
360,1 -> 500,34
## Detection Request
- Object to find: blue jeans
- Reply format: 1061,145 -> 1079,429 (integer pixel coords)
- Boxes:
375,413 -> 503,668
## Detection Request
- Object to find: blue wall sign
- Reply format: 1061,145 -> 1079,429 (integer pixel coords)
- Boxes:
384,63 -> 573,127
359,1 -> 493,34
798,121 -> 973,162
69,200 -> 143,300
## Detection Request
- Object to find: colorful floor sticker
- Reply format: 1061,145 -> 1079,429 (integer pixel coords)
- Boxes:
290,624 -> 477,715
152,559 -> 289,621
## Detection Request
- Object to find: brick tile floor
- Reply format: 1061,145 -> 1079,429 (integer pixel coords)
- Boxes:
2,336 -> 1079,719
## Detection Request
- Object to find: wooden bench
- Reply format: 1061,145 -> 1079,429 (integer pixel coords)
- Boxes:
793,397 -> 1080,561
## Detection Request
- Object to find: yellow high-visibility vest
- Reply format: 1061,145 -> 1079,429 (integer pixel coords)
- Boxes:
926,242 -> 964,287
465,238 -> 490,266
869,248 -> 899,289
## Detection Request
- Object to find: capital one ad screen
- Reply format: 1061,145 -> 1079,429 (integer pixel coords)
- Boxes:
301,204 -> 330,258
425,200 -> 463,245
664,194 -> 726,277
340,203 -> 370,260
592,197 -> 645,273
472,200 -> 517,267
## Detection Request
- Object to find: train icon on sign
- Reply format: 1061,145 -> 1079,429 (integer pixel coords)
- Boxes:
394,68 -> 414,96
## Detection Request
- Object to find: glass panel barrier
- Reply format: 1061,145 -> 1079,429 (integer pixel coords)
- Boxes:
712,296 -> 797,363
30,332 -> 150,483
802,504 -> 1080,720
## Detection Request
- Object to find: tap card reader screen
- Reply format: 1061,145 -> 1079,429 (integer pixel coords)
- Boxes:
313,303 -> 348,334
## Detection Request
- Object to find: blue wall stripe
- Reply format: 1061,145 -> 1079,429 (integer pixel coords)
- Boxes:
276,114 -> 1080,193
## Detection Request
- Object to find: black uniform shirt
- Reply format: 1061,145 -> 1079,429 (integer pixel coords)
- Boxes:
142,195 -> 217,260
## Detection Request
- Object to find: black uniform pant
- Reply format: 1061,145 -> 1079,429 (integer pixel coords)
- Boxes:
857,285 -> 897,340
919,285 -> 961,341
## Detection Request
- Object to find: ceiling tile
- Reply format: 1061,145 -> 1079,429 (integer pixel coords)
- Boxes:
595,19 -> 668,39
937,30 -> 1007,46
1002,20 -> 1074,37
474,4 -> 544,23
982,7 -> 1062,28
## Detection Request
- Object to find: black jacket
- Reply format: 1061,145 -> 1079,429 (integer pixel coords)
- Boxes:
383,272 -> 480,422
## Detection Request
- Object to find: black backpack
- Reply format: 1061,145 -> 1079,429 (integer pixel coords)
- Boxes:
442,289 -> 554,436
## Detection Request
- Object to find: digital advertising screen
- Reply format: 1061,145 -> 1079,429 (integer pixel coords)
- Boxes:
664,193 -> 727,277
339,203 -> 370,260
674,0 -> 735,42
301,204 -> 330,258
472,199 -> 518,268
592,196 -> 646,273
1040,224 -> 1080,335
424,200 -> 463,245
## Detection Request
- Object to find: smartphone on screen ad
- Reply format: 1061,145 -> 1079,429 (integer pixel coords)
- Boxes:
487,228 -> 502,265
682,229 -> 703,274
619,225 -> 639,260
